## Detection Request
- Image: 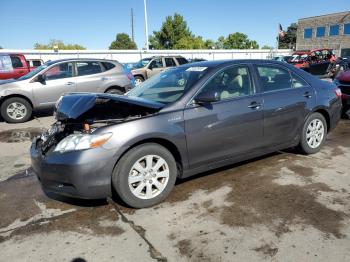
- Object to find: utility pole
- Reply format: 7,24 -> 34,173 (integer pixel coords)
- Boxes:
143,0 -> 149,50
131,8 -> 135,42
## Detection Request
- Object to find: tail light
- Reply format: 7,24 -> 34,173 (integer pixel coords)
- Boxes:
334,88 -> 342,98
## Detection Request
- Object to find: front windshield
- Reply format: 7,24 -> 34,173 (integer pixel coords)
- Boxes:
127,66 -> 209,104
18,61 -> 54,80
132,57 -> 152,69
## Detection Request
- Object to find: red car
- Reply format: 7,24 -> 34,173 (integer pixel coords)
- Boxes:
0,54 -> 31,80
334,69 -> 350,116
289,48 -> 336,77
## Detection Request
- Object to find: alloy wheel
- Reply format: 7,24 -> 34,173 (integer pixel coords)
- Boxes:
306,119 -> 325,149
6,102 -> 27,120
128,154 -> 170,199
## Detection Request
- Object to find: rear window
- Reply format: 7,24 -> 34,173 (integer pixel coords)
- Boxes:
77,61 -> 103,76
11,56 -> 23,68
0,55 -> 13,72
32,60 -> 42,67
176,57 -> 188,65
165,58 -> 176,67
102,62 -> 116,71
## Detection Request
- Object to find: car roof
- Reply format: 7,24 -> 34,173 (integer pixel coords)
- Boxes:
182,59 -> 289,68
46,58 -> 119,63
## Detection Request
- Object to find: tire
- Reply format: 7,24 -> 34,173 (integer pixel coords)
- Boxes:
298,112 -> 327,154
112,143 -> 177,208
134,76 -> 144,86
1,97 -> 32,123
106,88 -> 124,95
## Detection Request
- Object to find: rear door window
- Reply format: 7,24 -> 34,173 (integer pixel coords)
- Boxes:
256,65 -> 292,92
176,57 -> 188,65
11,56 -> 23,68
165,58 -> 176,67
77,61 -> 103,76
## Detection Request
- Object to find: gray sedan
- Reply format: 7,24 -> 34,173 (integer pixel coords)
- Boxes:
0,58 -> 134,123
31,60 -> 342,208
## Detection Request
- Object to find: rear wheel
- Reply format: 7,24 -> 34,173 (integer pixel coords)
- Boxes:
298,112 -> 327,154
1,97 -> 32,123
134,76 -> 144,86
106,88 -> 124,95
112,143 -> 177,208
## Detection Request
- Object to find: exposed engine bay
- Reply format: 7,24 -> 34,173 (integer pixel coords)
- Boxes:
37,93 -> 163,154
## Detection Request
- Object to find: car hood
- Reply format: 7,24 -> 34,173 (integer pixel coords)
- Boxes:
336,70 -> 350,82
55,92 -> 165,122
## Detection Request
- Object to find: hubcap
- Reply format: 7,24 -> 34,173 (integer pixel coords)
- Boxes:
128,155 -> 169,200
135,78 -> 143,86
6,102 -> 27,120
306,119 -> 324,149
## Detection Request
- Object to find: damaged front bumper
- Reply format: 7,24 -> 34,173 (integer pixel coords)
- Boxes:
30,137 -> 115,199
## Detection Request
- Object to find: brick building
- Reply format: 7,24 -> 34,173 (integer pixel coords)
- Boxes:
296,11 -> 350,57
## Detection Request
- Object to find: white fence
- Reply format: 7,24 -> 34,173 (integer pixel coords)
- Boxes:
0,49 -> 292,63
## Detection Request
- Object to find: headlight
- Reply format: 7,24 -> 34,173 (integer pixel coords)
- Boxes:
54,133 -> 112,152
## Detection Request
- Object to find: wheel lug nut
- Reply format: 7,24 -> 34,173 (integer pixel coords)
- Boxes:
149,180 -> 153,184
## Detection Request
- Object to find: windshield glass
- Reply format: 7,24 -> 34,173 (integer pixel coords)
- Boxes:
127,66 -> 209,104
18,61 -> 54,80
132,57 -> 152,69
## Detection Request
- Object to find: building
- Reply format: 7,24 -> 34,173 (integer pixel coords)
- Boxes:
296,11 -> 350,57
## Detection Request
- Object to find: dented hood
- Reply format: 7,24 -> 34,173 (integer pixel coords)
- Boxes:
55,93 -> 165,121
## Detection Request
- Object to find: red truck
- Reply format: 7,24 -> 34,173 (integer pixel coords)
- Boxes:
0,54 -> 43,80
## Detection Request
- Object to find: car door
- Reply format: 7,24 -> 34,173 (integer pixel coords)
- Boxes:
146,58 -> 164,78
10,55 -> 29,79
254,64 -> 316,147
184,64 -> 264,169
75,61 -> 105,93
32,62 -> 76,107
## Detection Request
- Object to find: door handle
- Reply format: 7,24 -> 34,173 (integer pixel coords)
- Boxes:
303,92 -> 312,98
248,101 -> 262,109
66,82 -> 74,86
101,77 -> 108,81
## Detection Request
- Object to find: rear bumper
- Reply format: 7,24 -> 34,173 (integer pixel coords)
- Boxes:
329,98 -> 342,130
30,138 -> 116,199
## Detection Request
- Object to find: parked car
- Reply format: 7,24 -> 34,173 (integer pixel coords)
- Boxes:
334,68 -> 350,116
272,55 -> 292,63
0,58 -> 134,123
27,58 -> 44,70
30,59 -> 342,208
188,58 -> 207,63
289,48 -> 336,77
0,54 -> 31,80
131,56 -> 189,86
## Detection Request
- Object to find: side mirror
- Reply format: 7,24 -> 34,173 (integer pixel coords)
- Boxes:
36,74 -> 46,84
194,90 -> 220,104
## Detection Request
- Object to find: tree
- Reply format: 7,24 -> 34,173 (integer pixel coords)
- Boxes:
0,46 -> 3,49
34,39 -> 86,50
204,39 -> 215,49
151,13 -> 192,49
109,33 -> 137,49
249,40 -> 259,49
224,32 -> 252,49
215,36 -> 226,49
261,44 -> 273,49
278,23 -> 297,49
174,36 -> 206,49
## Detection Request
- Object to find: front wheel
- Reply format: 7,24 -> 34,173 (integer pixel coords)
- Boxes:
112,143 -> 177,208
106,88 -> 124,95
298,112 -> 327,154
134,76 -> 144,86
1,97 -> 32,123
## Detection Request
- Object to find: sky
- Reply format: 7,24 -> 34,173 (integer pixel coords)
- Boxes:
1,0 -> 349,50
